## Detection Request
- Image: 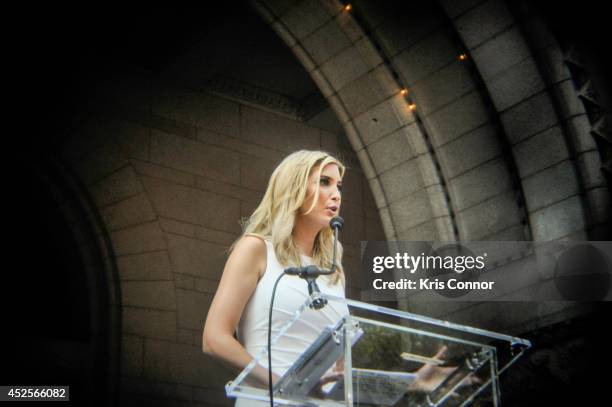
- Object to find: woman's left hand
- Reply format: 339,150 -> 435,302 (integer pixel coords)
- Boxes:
312,360 -> 344,399
409,346 -> 481,393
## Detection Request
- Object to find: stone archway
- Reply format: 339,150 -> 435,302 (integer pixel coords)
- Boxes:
251,0 -> 611,332
3,152 -> 121,407
254,0 -> 610,244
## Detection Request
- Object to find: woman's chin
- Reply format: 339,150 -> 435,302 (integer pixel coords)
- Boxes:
324,208 -> 338,217
320,213 -> 337,226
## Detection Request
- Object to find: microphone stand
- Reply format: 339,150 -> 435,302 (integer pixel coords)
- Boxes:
286,216 -> 343,309
267,216 -> 344,407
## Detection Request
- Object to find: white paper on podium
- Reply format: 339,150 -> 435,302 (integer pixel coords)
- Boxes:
322,368 -> 417,405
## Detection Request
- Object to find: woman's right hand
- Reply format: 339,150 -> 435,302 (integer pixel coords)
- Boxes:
244,363 -> 281,389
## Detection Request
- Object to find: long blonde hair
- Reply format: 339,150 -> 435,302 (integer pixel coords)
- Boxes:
240,150 -> 345,285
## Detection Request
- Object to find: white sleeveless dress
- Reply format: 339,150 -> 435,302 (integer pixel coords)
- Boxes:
234,239 -> 349,406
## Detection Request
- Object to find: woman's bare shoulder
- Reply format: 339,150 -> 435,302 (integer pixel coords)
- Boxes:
230,234 -> 267,278
234,233 -> 266,253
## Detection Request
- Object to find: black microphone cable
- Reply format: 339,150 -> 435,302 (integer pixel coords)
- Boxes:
267,266 -> 328,406
267,271 -> 286,407
266,266 -> 321,406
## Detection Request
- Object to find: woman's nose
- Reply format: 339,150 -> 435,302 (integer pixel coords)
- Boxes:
331,188 -> 341,201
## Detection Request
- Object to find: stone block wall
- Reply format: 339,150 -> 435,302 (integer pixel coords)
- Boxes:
60,76 -> 384,406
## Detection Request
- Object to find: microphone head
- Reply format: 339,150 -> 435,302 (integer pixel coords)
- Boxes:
330,216 -> 344,230
284,267 -> 300,275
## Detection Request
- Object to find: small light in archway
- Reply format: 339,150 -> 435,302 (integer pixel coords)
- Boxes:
400,88 -> 408,96
408,103 -> 417,111
344,4 -> 352,12
458,53 -> 468,61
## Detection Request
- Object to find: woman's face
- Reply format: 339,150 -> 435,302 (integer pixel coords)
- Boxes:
298,163 -> 343,230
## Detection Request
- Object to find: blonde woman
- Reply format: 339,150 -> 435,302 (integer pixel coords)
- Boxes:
202,150 -> 478,405
203,150 -> 347,405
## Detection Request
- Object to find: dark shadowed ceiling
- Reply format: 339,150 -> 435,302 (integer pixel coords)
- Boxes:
10,1 -> 344,157
8,1 -> 610,151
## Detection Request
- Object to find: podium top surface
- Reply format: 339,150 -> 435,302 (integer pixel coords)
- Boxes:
227,293 -> 531,406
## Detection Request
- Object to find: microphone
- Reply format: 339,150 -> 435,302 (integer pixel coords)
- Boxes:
330,216 -> 344,230
285,216 -> 345,309
283,216 -> 344,278
283,265 -> 321,277
330,216 -> 343,272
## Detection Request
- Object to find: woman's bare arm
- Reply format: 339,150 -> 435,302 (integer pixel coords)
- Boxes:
202,235 -> 268,382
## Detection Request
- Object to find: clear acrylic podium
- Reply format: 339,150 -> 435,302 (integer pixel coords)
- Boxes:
226,293 -> 531,406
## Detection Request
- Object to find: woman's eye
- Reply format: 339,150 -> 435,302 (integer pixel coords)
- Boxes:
320,178 -> 329,186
